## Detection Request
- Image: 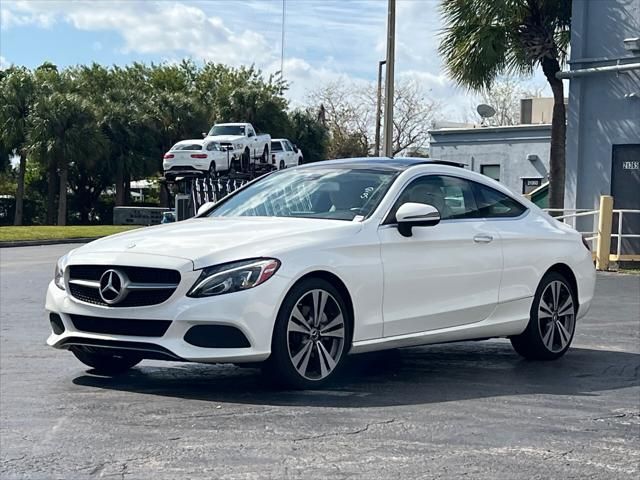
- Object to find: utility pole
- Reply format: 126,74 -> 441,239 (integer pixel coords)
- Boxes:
374,60 -> 386,157
383,0 -> 396,157
280,0 -> 286,78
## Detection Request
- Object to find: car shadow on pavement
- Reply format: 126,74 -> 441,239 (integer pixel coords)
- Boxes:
72,341 -> 640,408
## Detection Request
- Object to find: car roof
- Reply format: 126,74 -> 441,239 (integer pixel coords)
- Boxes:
301,157 -> 465,171
215,123 -> 248,126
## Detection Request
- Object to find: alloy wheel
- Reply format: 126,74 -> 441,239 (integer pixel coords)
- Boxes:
537,280 -> 575,353
286,289 -> 345,381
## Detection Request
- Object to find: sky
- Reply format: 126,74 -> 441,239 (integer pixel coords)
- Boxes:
0,0 -> 549,120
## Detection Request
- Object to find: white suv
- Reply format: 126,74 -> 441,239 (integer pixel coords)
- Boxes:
271,139 -> 303,169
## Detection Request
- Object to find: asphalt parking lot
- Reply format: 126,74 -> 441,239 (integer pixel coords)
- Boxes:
1,244 -> 639,479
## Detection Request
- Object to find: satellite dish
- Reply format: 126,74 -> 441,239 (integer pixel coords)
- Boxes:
477,104 -> 496,125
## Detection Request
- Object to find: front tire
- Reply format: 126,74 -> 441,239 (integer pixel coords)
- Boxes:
71,346 -> 142,375
266,278 -> 351,389
510,271 -> 577,360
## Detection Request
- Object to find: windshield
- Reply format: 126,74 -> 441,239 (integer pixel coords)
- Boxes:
208,125 -> 245,136
208,167 -> 397,221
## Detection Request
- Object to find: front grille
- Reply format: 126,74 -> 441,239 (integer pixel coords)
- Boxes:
69,314 -> 171,337
68,265 -> 180,308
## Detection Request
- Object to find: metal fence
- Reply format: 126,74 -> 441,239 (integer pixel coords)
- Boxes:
544,196 -> 640,270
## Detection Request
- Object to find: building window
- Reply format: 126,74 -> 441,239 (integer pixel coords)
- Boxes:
480,164 -> 500,182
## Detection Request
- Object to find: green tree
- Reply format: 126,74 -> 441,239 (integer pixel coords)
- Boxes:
0,67 -> 35,225
28,91 -> 104,225
439,0 -> 570,208
288,109 -> 329,163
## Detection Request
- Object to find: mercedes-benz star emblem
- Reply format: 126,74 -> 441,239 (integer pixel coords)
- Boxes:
98,269 -> 128,305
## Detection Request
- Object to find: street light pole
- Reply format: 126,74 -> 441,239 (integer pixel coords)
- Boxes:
383,0 -> 396,157
374,59 -> 386,157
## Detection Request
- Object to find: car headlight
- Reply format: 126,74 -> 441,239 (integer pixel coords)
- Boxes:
54,255 -> 67,290
187,258 -> 280,298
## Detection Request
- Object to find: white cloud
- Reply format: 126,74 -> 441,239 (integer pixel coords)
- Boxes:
0,56 -> 9,70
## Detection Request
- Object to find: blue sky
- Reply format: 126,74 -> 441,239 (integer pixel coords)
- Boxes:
0,0 -> 547,119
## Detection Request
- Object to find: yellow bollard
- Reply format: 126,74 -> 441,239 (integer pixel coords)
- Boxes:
596,195 -> 614,271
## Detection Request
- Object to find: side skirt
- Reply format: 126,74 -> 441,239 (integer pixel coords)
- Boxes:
350,296 -> 532,354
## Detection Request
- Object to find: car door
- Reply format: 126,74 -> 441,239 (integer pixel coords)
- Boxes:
378,174 -> 503,337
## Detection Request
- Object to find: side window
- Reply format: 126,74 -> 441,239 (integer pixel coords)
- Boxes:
247,126 -> 255,137
473,183 -> 526,218
284,141 -> 293,152
271,141 -> 283,152
388,175 -> 478,221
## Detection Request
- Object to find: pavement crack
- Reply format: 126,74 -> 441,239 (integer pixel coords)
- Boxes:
292,419 -> 396,442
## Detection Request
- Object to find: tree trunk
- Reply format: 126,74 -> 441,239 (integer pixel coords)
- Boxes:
57,159 -> 68,226
13,152 -> 26,226
115,157 -> 125,206
46,159 -> 58,225
542,57 -> 566,211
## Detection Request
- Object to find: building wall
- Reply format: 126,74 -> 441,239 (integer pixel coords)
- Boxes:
565,0 -> 640,210
428,125 -> 551,195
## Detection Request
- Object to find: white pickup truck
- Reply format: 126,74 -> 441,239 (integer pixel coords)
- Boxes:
205,122 -> 270,170
271,138 -> 304,169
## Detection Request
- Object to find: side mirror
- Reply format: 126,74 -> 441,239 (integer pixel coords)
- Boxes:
293,145 -> 299,153
202,132 -> 207,138
196,201 -> 216,216
395,202 -> 440,237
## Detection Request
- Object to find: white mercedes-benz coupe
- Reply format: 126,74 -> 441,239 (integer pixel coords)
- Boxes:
46,158 -> 596,388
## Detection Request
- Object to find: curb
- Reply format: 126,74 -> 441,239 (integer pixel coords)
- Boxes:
0,238 -> 95,248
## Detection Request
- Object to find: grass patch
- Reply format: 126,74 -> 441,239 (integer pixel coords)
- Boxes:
0,225 -> 140,242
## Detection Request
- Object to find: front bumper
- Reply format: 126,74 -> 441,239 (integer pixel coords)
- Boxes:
46,270 -> 291,364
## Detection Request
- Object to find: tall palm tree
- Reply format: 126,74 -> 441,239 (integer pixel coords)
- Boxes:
439,0 -> 571,209
28,92 -> 103,225
0,67 -> 35,225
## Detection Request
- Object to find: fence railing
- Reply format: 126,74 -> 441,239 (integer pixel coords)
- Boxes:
544,195 -> 640,270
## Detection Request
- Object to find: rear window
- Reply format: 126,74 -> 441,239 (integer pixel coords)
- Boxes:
271,142 -> 283,151
172,143 -> 202,151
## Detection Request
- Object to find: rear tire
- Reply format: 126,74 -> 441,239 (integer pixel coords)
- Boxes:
265,278 -> 351,389
208,162 -> 217,179
510,271 -> 577,360
261,146 -> 268,163
71,347 -> 142,375
279,160 -> 285,170
242,148 -> 250,171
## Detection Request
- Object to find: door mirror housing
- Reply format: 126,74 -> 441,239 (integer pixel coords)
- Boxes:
395,202 -> 440,237
202,132 -> 207,138
293,144 -> 299,153
196,201 -> 216,216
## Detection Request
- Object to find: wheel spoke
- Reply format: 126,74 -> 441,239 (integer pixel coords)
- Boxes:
556,321 -> 571,348
316,341 -> 336,378
557,297 -> 574,317
320,314 -> 344,335
317,290 -> 328,325
539,301 -> 554,318
551,281 -> 559,309
291,305 -> 312,332
311,291 -> 320,326
542,322 -> 555,350
292,341 -> 313,371
288,321 -> 310,335
297,342 -> 314,376
321,327 -> 345,339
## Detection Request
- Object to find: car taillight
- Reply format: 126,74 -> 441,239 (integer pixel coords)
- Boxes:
191,154 -> 207,159
272,154 -> 276,164
164,153 -> 174,159
581,236 -> 591,251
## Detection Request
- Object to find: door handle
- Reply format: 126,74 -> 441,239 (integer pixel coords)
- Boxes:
473,234 -> 493,244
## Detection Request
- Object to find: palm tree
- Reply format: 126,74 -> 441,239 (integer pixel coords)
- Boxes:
0,67 -> 35,225
28,92 -> 103,225
439,0 -> 571,209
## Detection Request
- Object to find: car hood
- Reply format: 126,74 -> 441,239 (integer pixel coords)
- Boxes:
205,135 -> 245,143
71,217 -> 362,270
